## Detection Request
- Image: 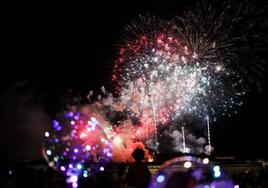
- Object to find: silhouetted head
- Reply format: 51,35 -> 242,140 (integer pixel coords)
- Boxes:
132,148 -> 145,161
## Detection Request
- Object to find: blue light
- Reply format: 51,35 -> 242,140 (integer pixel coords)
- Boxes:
83,173 -> 88,178
65,112 -> 74,118
156,175 -> 165,183
77,164 -> 82,169
55,126 -> 62,131
214,170 -> 221,178
46,149 -> 52,156
83,170 -> 88,178
53,120 -> 59,125
213,165 -> 220,172
53,120 -> 62,131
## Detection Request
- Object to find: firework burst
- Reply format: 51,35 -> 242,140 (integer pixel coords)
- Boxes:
113,16 -> 245,127
110,11 -> 255,152
173,0 -> 268,88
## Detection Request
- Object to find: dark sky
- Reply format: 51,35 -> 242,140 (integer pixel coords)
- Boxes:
1,1 -> 267,160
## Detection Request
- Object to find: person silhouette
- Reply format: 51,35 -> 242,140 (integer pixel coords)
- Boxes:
126,148 -> 151,188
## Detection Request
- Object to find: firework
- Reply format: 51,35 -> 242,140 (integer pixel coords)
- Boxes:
111,11 -> 253,152
114,16 -> 244,123
43,1 -> 267,166
93,92 -> 153,162
173,0 -> 268,88
113,15 -> 190,90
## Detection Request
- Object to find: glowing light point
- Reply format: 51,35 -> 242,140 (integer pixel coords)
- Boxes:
72,182 -> 78,188
46,150 -> 52,156
113,136 -> 122,146
48,162 -> 54,167
192,52 -> 198,59
74,148 -> 79,153
214,170 -> 221,178
65,111 -> 74,118
83,173 -> 88,178
107,152 -> 112,157
100,167 -> 104,171
213,165 -> 220,172
148,157 -> 154,162
156,175 -> 165,183
215,65 -> 223,72
45,131 -> 49,137
80,132 -> 87,139
53,157 -> 58,162
234,185 -> 239,188
70,175 -> 78,183
203,158 -> 209,164
85,145 -> 91,151
77,164 -> 82,169
60,166 -> 66,171
184,161 -> 192,168
53,120 -> 59,126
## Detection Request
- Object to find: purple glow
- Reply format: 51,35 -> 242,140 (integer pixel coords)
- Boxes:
72,182 -> 78,188
53,120 -> 59,126
107,152 -> 112,157
52,120 -> 62,131
65,112 -> 74,118
70,175 -> 78,183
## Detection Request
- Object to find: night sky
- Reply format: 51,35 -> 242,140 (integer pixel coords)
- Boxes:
1,0 -> 267,160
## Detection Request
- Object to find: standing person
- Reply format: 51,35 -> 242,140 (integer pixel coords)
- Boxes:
126,148 -> 151,188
